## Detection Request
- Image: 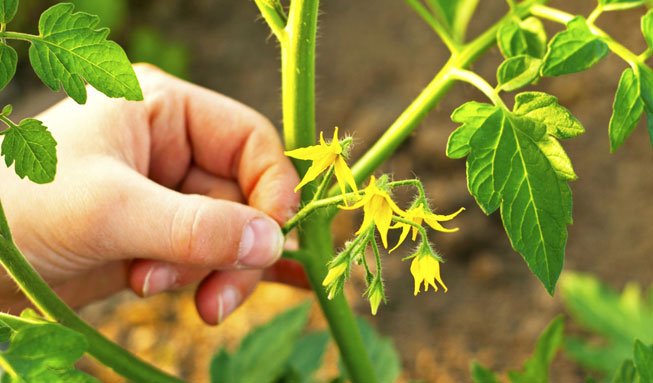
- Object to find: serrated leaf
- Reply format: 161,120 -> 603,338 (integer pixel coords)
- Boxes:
425,0 -> 479,42
0,322 -> 98,383
446,101 -> 497,159
513,92 -> 586,139
639,64 -> 653,113
541,17 -> 609,77
471,362 -> 500,383
497,17 -> 547,59
339,318 -> 400,383
1,118 -> 57,184
609,68 -> 644,152
561,273 -> 653,374
0,0 -> 18,24
285,331 -> 330,383
634,340 -> 653,382
28,3 -> 142,104
0,43 -> 16,91
643,10 -> 653,49
210,303 -> 312,383
508,316 -> 564,383
611,359 -> 637,383
497,55 -> 542,92
457,103 -> 573,293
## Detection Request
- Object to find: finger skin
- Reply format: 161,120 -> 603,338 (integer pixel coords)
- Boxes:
195,270 -> 262,325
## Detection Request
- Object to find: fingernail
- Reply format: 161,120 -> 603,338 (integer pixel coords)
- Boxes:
238,217 -> 284,267
143,264 -> 177,297
217,285 -> 241,324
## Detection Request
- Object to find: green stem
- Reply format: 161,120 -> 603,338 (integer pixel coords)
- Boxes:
531,4 -> 642,68
0,203 -> 183,383
405,0 -> 459,54
449,68 -> 507,108
282,193 -> 354,235
340,0 -> 546,192
280,0 -> 378,382
253,0 -> 287,43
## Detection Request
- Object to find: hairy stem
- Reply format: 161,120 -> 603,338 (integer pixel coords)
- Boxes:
280,0 -> 378,382
0,203 -> 183,383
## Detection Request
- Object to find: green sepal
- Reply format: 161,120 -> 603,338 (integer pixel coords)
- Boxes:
1,118 -> 57,184
28,3 -> 143,104
541,17 -> 609,77
497,17 -> 547,59
609,67 -> 644,152
497,55 -> 542,92
0,0 -> 18,24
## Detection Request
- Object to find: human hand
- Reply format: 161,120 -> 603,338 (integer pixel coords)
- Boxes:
0,64 -> 304,324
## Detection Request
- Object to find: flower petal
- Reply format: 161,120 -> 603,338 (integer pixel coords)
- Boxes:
423,215 -> 459,233
294,154 -> 336,192
433,207 -> 465,221
334,156 -> 359,196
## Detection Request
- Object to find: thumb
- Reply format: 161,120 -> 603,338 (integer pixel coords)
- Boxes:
101,169 -> 284,269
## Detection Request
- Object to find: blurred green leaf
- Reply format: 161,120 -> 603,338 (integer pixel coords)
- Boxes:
282,331 -> 330,383
634,340 -> 653,382
642,9 -> 653,49
0,43 -> 17,91
508,316 -> 564,383
497,17 -> 547,59
0,321 -> 98,383
647,110 -> 653,146
497,55 -> 542,92
425,0 -> 479,42
541,17 -> 609,76
1,118 -> 57,184
339,318 -> 400,383
210,303 -> 312,383
561,273 -> 653,374
69,0 -> 127,31
28,3 -> 142,104
128,27 -> 189,79
611,360 -> 637,383
0,0 -> 18,24
471,362 -> 500,383
609,68 -> 645,152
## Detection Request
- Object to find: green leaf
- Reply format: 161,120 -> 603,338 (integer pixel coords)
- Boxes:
339,318 -> 400,383
471,362 -> 500,383
453,101 -> 574,293
507,316 -> 564,383
2,104 -> 12,116
446,101 -> 497,159
513,92 -> 586,139
28,3 -> 142,104
0,43 -> 16,91
0,322 -> 98,383
1,118 -> 57,184
497,55 -> 542,92
69,0 -> 128,30
497,17 -> 547,59
425,0 -> 479,42
634,340 -> 653,382
609,68 -> 644,152
560,273 -> 653,374
611,359 -> 637,383
0,0 -> 18,24
128,27 -> 189,79
209,303 -> 312,383
642,10 -> 653,49
541,17 -> 609,77
639,64 -> 653,113
0,319 -> 11,342
285,331 -> 330,383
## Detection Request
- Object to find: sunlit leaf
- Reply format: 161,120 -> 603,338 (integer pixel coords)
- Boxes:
1,118 -> 57,184
609,68 -> 644,152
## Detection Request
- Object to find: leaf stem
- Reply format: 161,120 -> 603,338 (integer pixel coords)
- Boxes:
587,5 -> 603,25
254,0 -> 288,44
282,193 -> 355,235
531,4 -> 642,68
0,202 -> 184,383
0,31 -> 36,42
449,68 -> 507,108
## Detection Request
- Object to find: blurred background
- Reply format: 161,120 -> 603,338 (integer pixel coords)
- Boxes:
2,0 -> 652,381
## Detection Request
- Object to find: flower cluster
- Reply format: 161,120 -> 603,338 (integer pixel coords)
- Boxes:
285,127 -> 464,315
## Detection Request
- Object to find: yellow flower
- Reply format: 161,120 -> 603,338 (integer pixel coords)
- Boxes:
340,176 -> 405,248
322,262 -> 347,287
391,203 -> 464,251
410,245 -> 447,296
284,127 -> 358,197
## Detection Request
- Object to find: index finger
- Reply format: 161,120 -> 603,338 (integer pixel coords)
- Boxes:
137,65 -> 300,223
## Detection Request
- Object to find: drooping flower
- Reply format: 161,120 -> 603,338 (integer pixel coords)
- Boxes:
365,278 -> 385,316
284,127 -> 358,197
322,260 -> 349,300
340,175 -> 405,248
391,202 -> 464,251
409,243 -> 447,296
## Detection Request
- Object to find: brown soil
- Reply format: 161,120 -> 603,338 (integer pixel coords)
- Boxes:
7,0 -> 653,382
